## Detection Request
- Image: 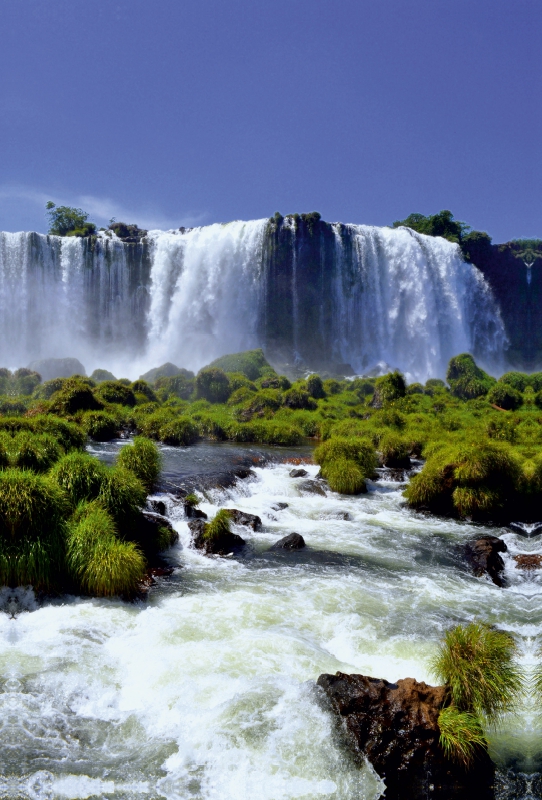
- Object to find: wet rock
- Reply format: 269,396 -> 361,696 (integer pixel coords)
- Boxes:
271,502 -> 289,511
289,468 -> 308,478
136,512 -> 179,551
270,533 -> 305,551
225,509 -> 261,530
188,519 -> 246,555
466,536 -> 507,587
184,504 -> 208,520
513,554 -> 542,570
317,672 -> 495,800
148,500 -> 166,516
298,479 -> 327,496
108,222 -> 148,242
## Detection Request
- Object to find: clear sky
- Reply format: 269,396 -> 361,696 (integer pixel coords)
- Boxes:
0,0 -> 540,242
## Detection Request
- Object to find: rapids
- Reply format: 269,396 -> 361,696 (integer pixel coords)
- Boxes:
0,445 -> 539,799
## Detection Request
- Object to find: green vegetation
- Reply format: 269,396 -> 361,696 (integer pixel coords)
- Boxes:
117,437 -> 161,492
46,201 -> 97,237
433,622 -> 524,766
208,348 -> 272,380
204,509 -> 232,541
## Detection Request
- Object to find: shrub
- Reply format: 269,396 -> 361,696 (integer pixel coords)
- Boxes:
498,371 -> 529,392
49,380 -> 104,415
437,706 -> 488,767
97,466 -> 147,530
250,420 -> 303,446
446,354 -> 494,400
184,492 -> 200,507
67,501 -> 145,596
282,388 -> 316,410
306,374 -> 326,399
154,374 -> 194,400
323,379 -> 342,395
378,433 -> 411,467
13,368 -> 41,395
373,371 -> 406,404
50,452 -> 108,506
431,622 -> 523,721
136,409 -> 176,439
159,417 -> 199,446
227,387 -> 256,406
94,381 -> 136,407
32,377 -> 67,400
195,368 -> 231,403
321,457 -> 365,494
226,372 -> 257,392
350,378 -> 375,398
207,349 -> 272,380
130,380 -> 157,402
11,432 -> 62,471
487,383 -> 523,411
91,369 -> 117,383
406,382 -> 424,395
117,437 -> 161,491
236,389 -> 282,420
83,411 -> 119,441
314,437 -> 377,478
259,375 -> 291,390
204,508 -> 232,541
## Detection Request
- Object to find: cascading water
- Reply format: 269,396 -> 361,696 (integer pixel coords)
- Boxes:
0,219 -> 506,381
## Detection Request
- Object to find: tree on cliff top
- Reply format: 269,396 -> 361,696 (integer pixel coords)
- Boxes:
46,202 -> 96,237
392,210 -> 471,244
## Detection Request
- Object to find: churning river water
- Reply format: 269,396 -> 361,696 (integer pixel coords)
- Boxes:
0,442 -> 540,800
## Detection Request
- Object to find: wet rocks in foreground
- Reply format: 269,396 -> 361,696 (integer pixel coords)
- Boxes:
270,533 -> 306,551
188,518 -> 246,555
225,508 -> 262,530
298,479 -> 327,496
466,536 -> 507,587
317,672 -> 495,800
289,468 -> 308,478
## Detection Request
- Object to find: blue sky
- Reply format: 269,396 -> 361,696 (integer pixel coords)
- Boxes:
0,0 -> 540,241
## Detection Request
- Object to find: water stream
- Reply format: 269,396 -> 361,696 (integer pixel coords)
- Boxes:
0,444 -> 540,799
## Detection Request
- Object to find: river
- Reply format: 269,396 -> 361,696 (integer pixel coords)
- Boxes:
0,442 -> 539,799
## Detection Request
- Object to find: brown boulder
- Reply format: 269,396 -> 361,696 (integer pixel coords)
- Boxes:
466,536 -> 507,586
317,672 -> 495,799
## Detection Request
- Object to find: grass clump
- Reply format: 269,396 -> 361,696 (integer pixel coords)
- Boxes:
446,354 -> 495,400
431,622 -> 523,722
437,706 -> 488,767
83,411 -> 119,441
117,437 -> 161,492
208,348 -> 272,380
158,416 -> 199,445
204,509 -> 232,541
195,368 -> 231,403
49,452 -> 108,506
487,382 -> 523,411
94,380 -> 136,407
321,457 -> 365,494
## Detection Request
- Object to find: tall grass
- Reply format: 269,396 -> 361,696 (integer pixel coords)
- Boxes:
437,706 -> 488,767
117,437 -> 161,491
204,509 -> 232,541
321,457 -> 366,494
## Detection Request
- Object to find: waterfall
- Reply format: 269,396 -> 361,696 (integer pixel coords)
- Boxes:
0,220 -> 507,382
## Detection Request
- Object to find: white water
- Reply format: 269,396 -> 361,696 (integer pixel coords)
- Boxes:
0,222 -> 506,382
1,455 -> 539,798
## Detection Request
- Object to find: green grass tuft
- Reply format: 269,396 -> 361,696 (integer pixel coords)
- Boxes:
204,509 -> 232,541
438,705 -> 488,767
117,437 -> 161,492
321,457 -> 366,494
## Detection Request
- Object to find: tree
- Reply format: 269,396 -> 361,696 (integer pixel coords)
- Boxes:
392,210 -> 470,244
46,201 -> 97,237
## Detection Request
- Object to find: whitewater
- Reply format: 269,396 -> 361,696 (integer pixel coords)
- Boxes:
0,221 -> 506,382
0,444 -> 539,799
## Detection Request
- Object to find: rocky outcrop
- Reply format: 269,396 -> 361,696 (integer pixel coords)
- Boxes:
184,504 -> 207,520
270,533 -> 305,551
317,672 -> 495,799
466,536 -> 507,587
108,222 -> 148,243
297,479 -> 327,496
27,357 -> 86,381
225,509 -> 261,530
188,519 -> 245,555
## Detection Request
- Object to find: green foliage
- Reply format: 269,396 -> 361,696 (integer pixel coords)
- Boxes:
117,437 -> 161,492
379,432 -> 411,467
49,378 -> 103,415
96,466 -> 147,531
83,411 -> 119,441
282,388 -> 317,410
498,372 -> 529,392
314,437 -> 377,479
12,368 -> 41,395
129,380 -> 157,402
446,354 -> 495,400
406,382 -> 424,395
259,374 -> 291,390
306,374 -> 326,399
226,372 -> 257,392
154,374 -> 194,400
392,209 -> 470,245
159,416 -> 199,446
94,381 -> 136,407
66,501 -> 145,596
374,371 -> 406,403
50,452 -> 108,506
437,706 -> 488,767
46,201 -> 96,237
0,431 -> 62,471
195,368 -> 231,403
431,622 -> 523,721
204,508 -> 232,541
487,382 -> 523,411
33,377 -> 67,400
321,457 -> 365,494
90,369 -> 117,383
184,492 -> 200,507
323,379 -> 342,395
207,349 -> 273,380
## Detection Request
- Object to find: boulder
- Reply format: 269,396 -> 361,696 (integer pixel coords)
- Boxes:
148,499 -> 166,516
317,672 -> 495,799
140,363 -> 195,384
271,502 -> 289,511
465,536 -> 507,587
225,509 -> 261,530
184,504 -> 208,520
298,479 -> 327,496
270,533 -> 305,551
28,357 -> 86,381
289,468 -> 308,478
188,519 -> 246,555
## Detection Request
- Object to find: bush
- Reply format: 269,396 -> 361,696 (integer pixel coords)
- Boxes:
10,432 -> 62,471
306,374 -> 326,399
91,369 -> 117,383
195,368 -> 231,403
97,466 -> 147,530
350,378 -> 375,398
207,349 -> 272,380
431,622 -> 523,722
50,452 -> 108,506
136,409 -> 176,439
498,371 -> 529,392
373,371 -> 406,404
446,354 -> 494,400
154,374 -> 194,400
117,437 -> 161,491
437,706 -> 488,767
378,433 -> 411,467
249,420 -> 303,446
314,437 -> 377,478
159,417 -> 199,446
130,380 -> 157,402
259,374 -> 291,390
227,387 -> 257,406
13,368 -> 41,395
49,380 -> 104,415
33,377 -> 67,400
83,411 -> 119,441
323,379 -> 342,395
321,457 -> 365,494
94,381 -> 136,407
282,388 -> 316,410
46,202 -> 96,236
487,382 -> 523,411
67,501 -> 145,596
406,382 -> 424,395
226,372 -> 257,392
236,389 -> 282,420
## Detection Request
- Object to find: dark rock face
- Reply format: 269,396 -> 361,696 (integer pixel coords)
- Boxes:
271,502 -> 289,511
317,672 -> 495,800
466,536 -> 507,587
27,357 -> 86,381
184,504 -> 208,520
148,500 -> 166,516
137,511 -> 179,551
188,519 -> 246,555
270,533 -> 305,551
225,509 -> 262,530
297,479 -> 327,496
108,222 -> 148,243
289,468 -> 308,478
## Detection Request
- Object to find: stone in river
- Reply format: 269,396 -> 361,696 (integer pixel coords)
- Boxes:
270,533 -> 306,551
289,468 -> 308,478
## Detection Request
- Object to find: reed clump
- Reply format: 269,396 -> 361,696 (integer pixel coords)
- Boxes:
117,437 -> 161,492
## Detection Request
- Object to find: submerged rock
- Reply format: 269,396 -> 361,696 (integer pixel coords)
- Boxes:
271,502 -> 289,511
188,519 -> 246,555
225,508 -> 262,530
289,468 -> 308,478
466,536 -> 507,587
270,533 -> 305,551
317,672 -> 495,800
